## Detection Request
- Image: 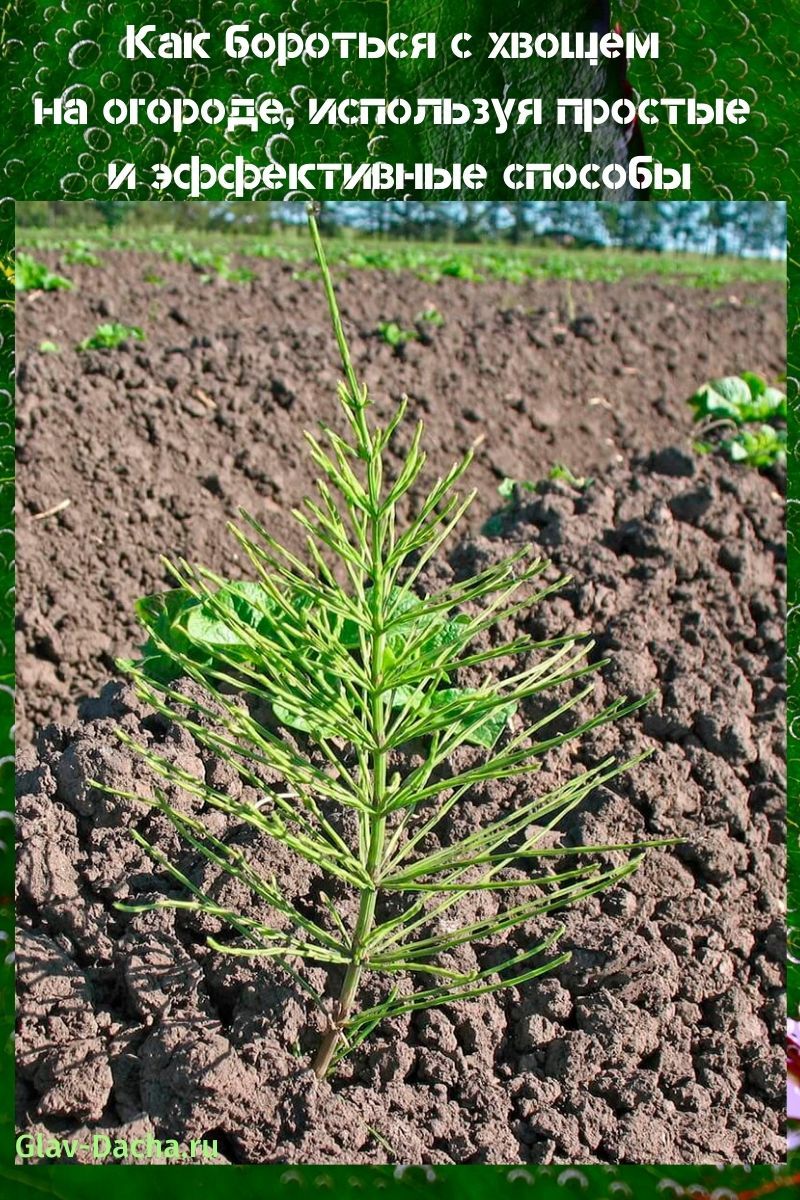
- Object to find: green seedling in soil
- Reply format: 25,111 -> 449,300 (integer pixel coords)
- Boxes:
143,272 -> 164,286
216,264 -> 256,284
366,1124 -> 398,1158
688,373 -> 786,426
377,320 -> 418,348
687,373 -> 786,470
63,240 -> 100,267
167,244 -> 223,270
168,244 -> 254,284
199,263 -> 256,285
77,322 -> 145,351
482,478 -> 536,534
105,206 -> 665,1080
547,463 -> 593,490
379,309 -> 443,349
439,257 -> 481,282
414,307 -> 445,346
416,306 -> 444,327
498,476 -> 537,505
291,267 -> 322,283
37,340 -> 60,354
485,468 -> 592,535
724,424 -> 786,469
14,254 -> 73,292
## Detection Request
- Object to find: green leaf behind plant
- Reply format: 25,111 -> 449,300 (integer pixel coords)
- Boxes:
133,579 -> 514,748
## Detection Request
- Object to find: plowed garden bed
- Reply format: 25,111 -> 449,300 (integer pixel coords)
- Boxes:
15,254 -> 786,1163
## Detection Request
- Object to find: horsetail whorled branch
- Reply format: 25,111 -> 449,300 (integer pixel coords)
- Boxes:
102,205 -> 666,1079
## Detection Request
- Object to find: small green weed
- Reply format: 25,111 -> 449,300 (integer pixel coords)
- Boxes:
687,373 -> 786,470
484,468 -> 591,536
63,241 -> 100,267
378,308 -> 444,348
216,264 -> 256,284
547,463 -> 593,490
14,254 -> 73,292
77,322 -> 145,351
416,306 -> 444,327
169,244 -> 254,284
377,320 -> 417,348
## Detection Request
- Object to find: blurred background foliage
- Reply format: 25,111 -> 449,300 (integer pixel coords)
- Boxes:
16,199 -> 787,259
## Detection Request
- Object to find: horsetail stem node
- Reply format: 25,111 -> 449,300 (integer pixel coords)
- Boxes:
99,203 -> 670,1081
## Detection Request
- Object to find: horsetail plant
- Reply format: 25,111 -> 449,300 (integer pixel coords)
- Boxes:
103,206 -> 663,1080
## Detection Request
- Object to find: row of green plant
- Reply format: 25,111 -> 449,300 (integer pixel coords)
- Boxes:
38,323 -> 145,353
17,226 -> 784,288
14,248 -> 255,292
20,249 -> 784,478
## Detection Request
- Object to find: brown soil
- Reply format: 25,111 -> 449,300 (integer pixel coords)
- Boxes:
15,254 -> 786,1164
15,254 -> 784,744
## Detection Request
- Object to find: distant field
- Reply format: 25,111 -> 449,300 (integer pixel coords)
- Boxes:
17,225 -> 785,288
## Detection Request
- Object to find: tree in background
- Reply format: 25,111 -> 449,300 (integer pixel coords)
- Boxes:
92,201 -> 132,230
